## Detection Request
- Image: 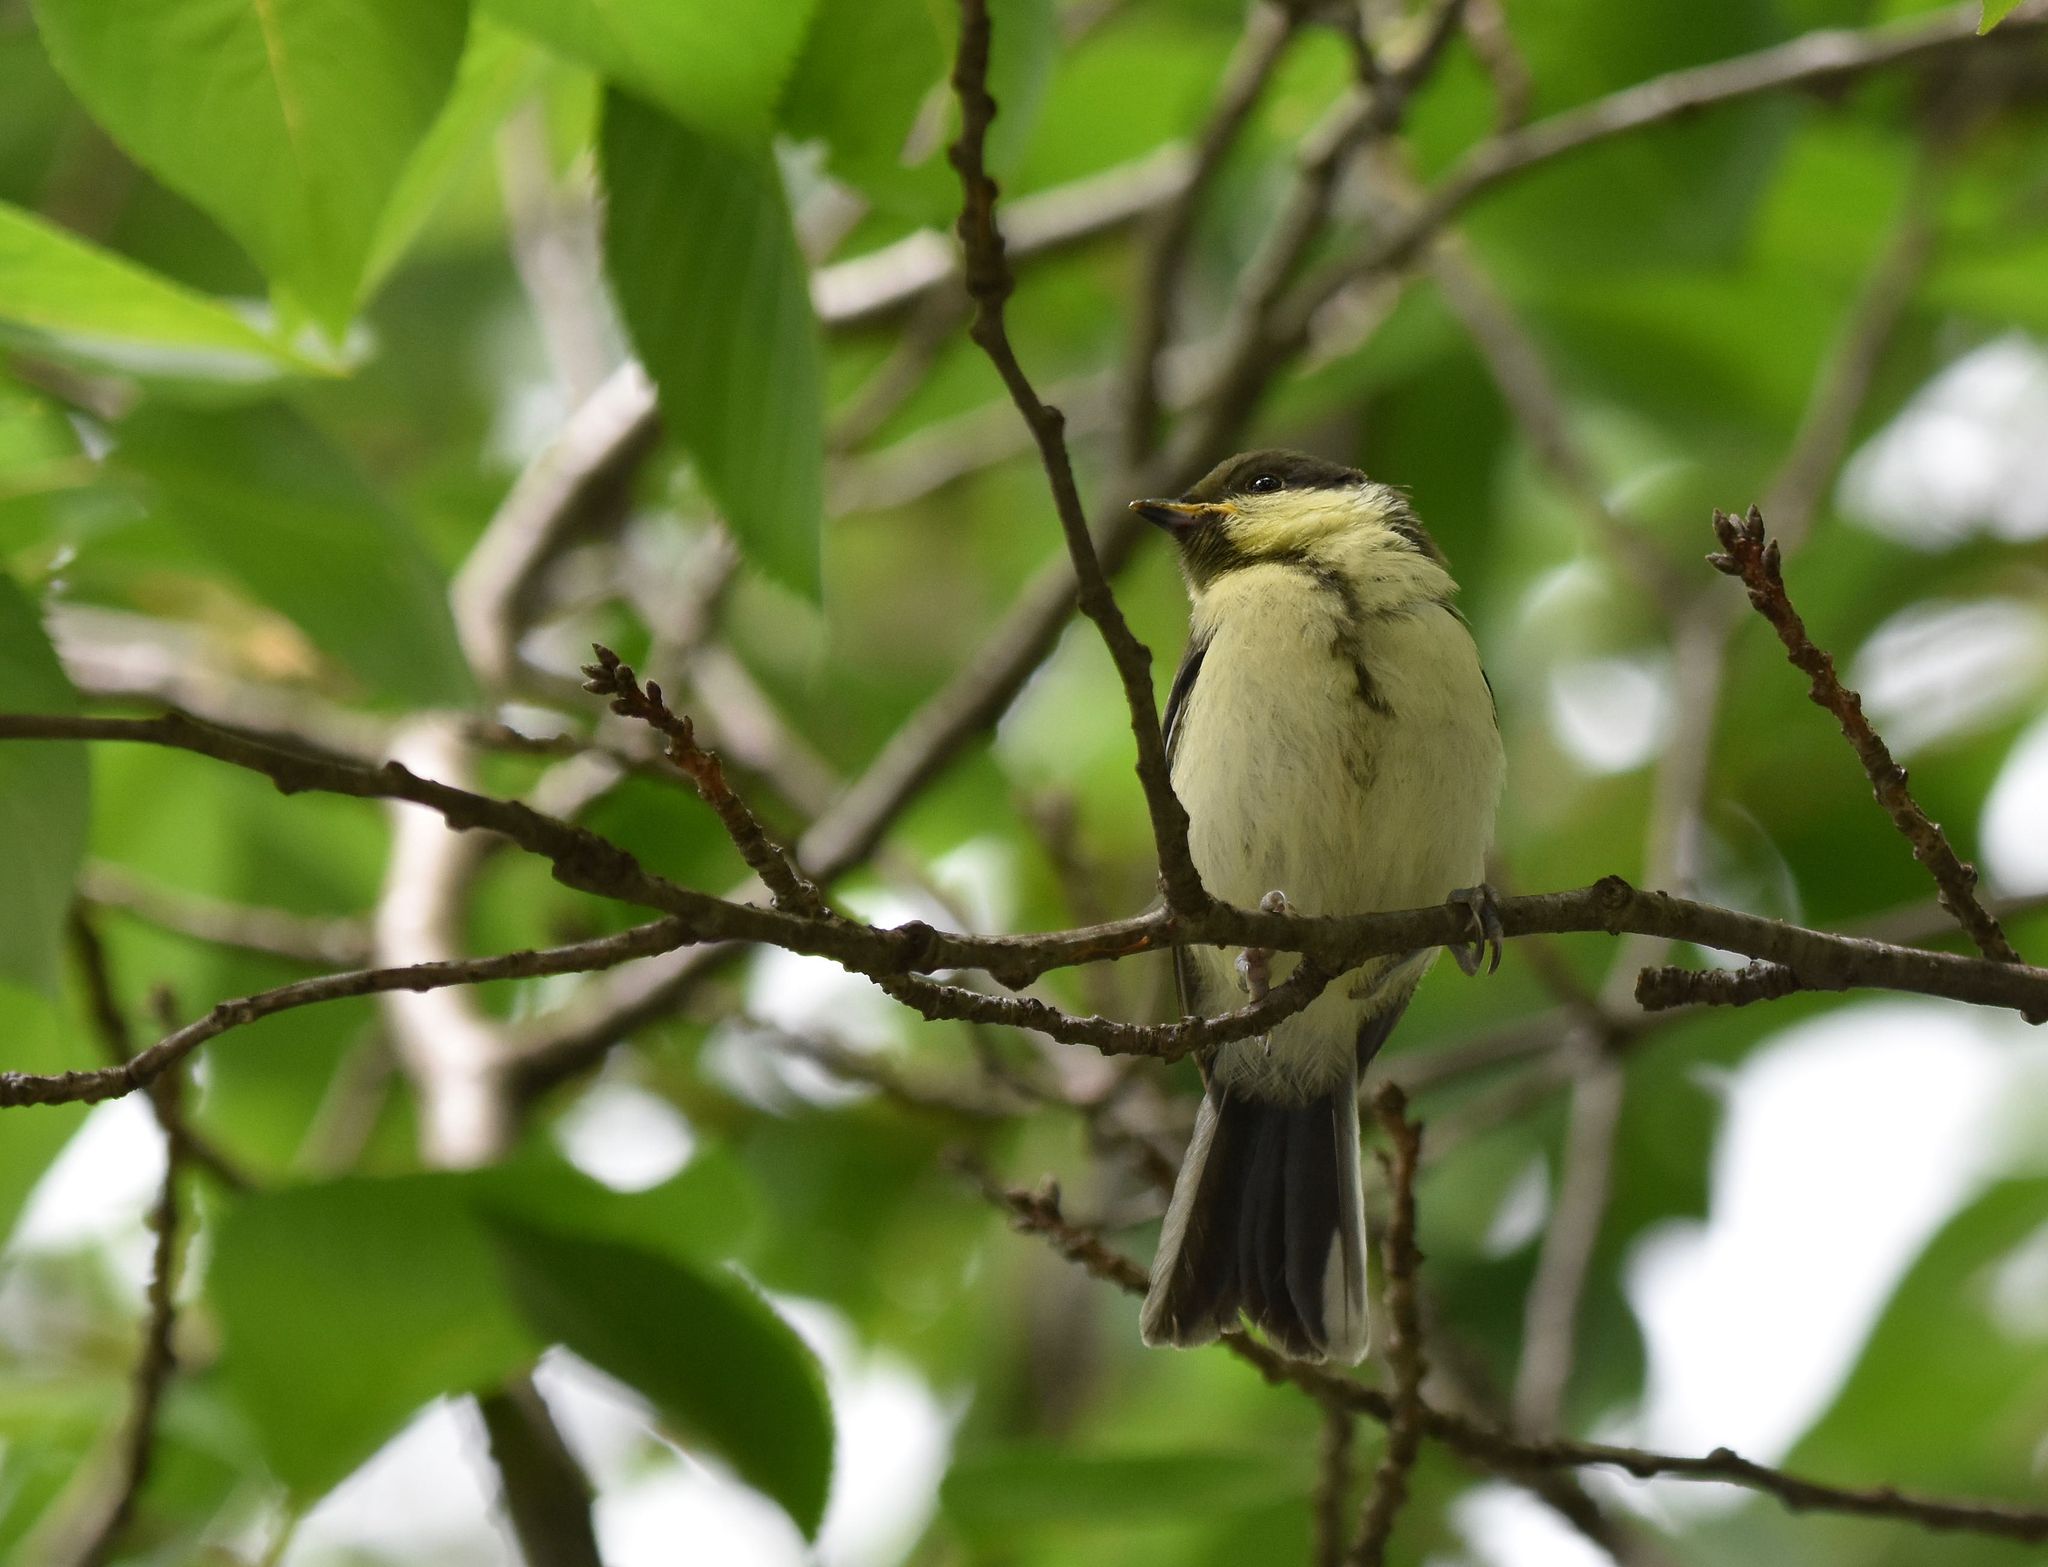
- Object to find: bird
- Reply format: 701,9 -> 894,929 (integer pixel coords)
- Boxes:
1130,449 -> 1505,1364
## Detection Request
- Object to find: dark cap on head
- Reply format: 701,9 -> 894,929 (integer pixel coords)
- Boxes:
1182,449 -> 1366,504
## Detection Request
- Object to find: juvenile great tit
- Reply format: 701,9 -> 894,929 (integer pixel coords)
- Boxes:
1131,449 -> 1504,1364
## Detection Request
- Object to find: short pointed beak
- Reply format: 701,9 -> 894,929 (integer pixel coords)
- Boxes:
1130,499 -> 1228,533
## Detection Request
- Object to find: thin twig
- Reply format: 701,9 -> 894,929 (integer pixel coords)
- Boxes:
1708,507 -> 2025,970
452,361 -> 660,692
1122,0 -> 1301,463
1348,1085 -> 1429,1566
4,920 -> 697,1109
1405,214 -> 1681,608
827,291 -> 968,453
581,645 -> 822,914
970,1170 -> 2048,1544
1414,1296 -> 1669,1567
80,863 -> 372,968
812,144 -> 1193,328
760,1024 -> 1024,1121
948,0 -> 1207,914
67,908 -> 247,1189
1462,0 -> 1533,129
1397,887 -> 2048,1101
1292,0 -> 2048,318
72,1095 -> 183,1566
964,1162 -> 1150,1292
1314,1406 -> 1356,1567
791,512 -> 1165,883
1511,1057 -> 1623,1431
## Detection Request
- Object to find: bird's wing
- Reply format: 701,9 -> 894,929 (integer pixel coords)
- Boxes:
1161,633 -> 1208,1021
1162,632 -> 1208,763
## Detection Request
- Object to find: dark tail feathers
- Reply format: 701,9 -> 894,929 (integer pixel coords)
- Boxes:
1140,1075 -> 1368,1363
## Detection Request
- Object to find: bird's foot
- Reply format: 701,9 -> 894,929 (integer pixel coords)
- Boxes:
1236,891 -> 1291,1055
1447,883 -> 1504,977
1234,891 -> 1293,997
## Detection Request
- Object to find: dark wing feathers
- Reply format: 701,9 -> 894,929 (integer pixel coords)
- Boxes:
1162,634 -> 1208,1019
1162,633 -> 1208,765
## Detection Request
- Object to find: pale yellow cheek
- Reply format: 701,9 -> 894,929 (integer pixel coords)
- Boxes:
1222,493 -> 1387,559
1223,508 -> 1323,558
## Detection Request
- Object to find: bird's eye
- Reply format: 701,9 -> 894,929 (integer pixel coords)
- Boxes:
1246,473 -> 1283,494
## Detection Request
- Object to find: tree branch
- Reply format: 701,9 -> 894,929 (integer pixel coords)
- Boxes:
1511,1055 -> 1623,1431
72,1090 -> 183,1566
1708,506 -> 2025,969
812,145 -> 1193,329
1314,1405 -> 1356,1567
581,645 -> 822,914
1121,0 -> 1301,464
80,862 -> 371,968
1634,958 -> 1801,1012
948,0 -> 1206,914
372,720 -> 513,1169
1348,1085 -> 1430,1566
476,1375 -> 605,1567
3,919 -> 696,1109
12,715 -> 2048,1111
972,1169 -> 2048,1545
452,362 -> 660,693
1291,0 -> 2046,324
68,908 -> 249,1189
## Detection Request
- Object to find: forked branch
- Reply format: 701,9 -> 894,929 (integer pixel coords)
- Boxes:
1709,506 -> 2025,970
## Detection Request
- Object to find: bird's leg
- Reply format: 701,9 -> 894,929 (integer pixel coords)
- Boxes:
1447,883 -> 1504,976
1235,889 -> 1292,997
1236,890 -> 1291,1056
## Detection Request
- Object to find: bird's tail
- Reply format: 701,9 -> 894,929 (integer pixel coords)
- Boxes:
1140,1069 -> 1369,1364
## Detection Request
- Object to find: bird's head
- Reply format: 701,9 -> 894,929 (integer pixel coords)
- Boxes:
1130,449 -> 1444,594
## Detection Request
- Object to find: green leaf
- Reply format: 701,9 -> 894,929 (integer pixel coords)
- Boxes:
209,1175 -> 538,1496
469,1145 -> 762,1266
29,0 -> 469,332
115,401 -> 475,708
206,1158 -> 772,1498
0,201 -> 304,379
1980,0 -> 2023,32
940,1446 -> 1306,1537
779,0 -> 946,202
602,93 -> 824,597
481,0 -> 816,141
0,573 -> 86,995
985,0 -> 1059,179
1793,1177 -> 2048,1494
0,985 -> 94,1242
486,1214 -> 834,1539
362,21 -> 550,296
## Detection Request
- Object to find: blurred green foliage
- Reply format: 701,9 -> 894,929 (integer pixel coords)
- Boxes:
0,0 -> 2046,1562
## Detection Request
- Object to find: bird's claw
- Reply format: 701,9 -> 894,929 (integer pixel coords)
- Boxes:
1236,891 -> 1291,1055
1235,945 -> 1270,999
1448,883 -> 1503,977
